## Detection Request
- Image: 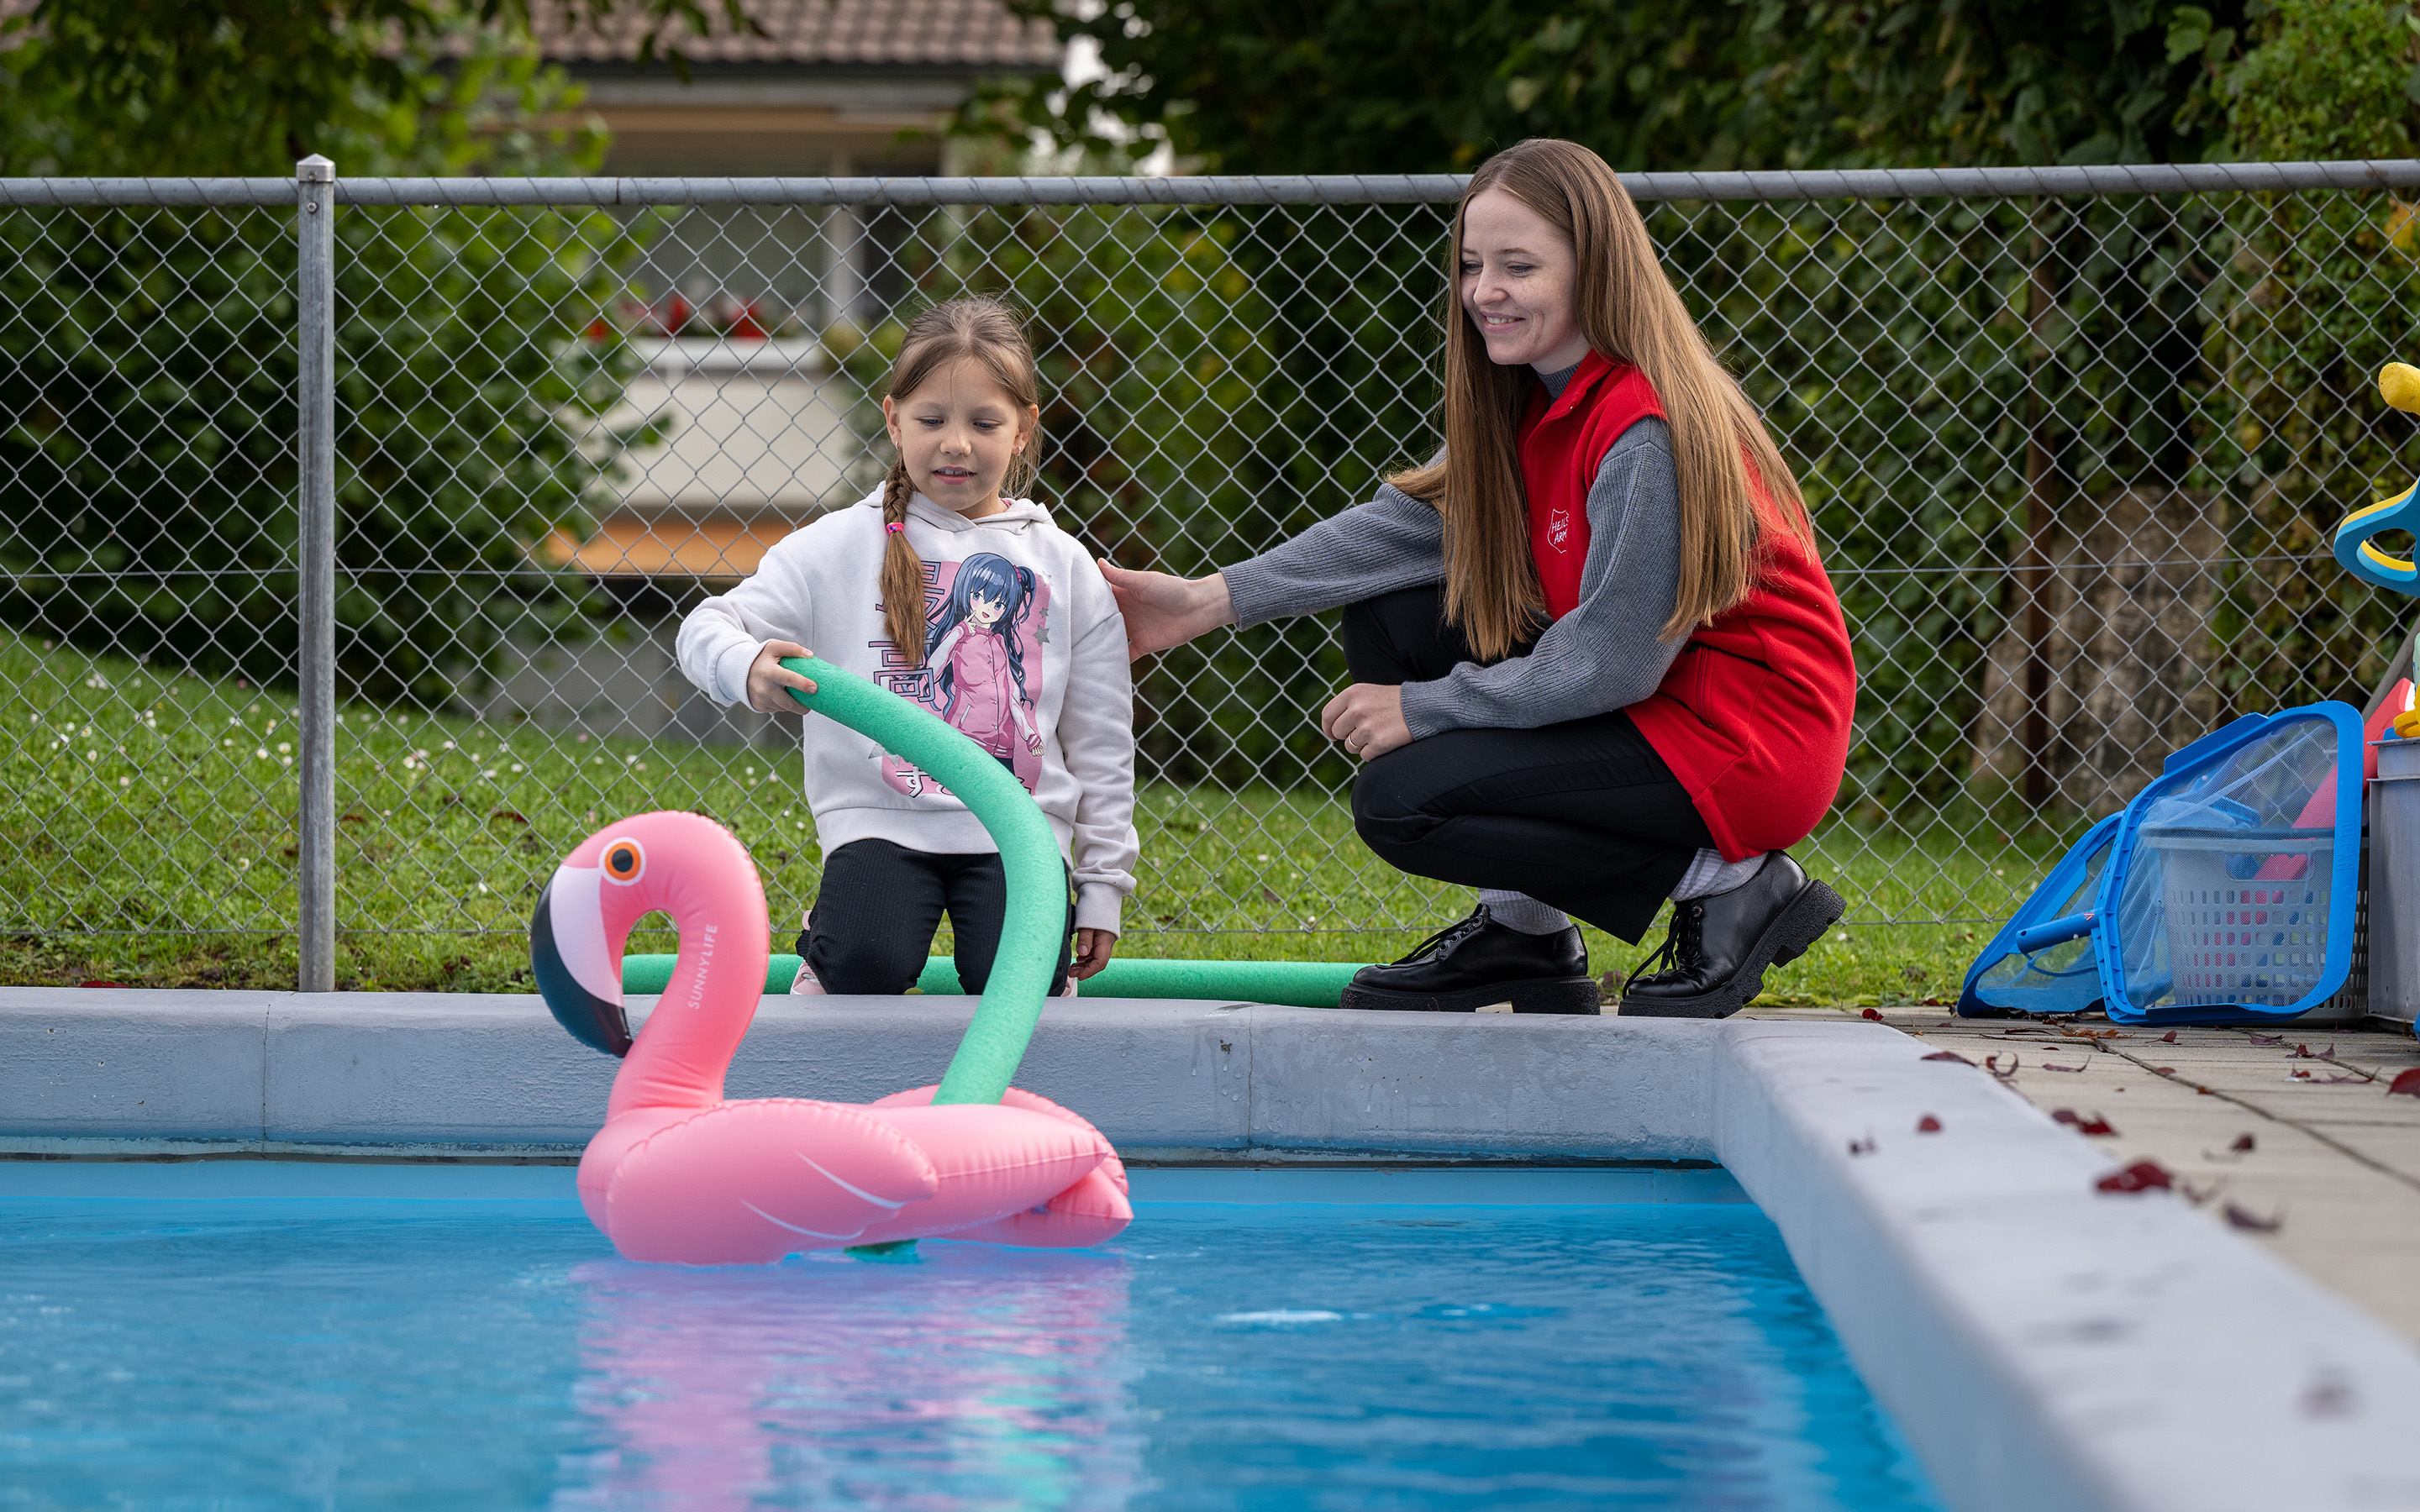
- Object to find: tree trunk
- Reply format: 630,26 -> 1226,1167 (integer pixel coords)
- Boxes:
1972,486 -> 2227,817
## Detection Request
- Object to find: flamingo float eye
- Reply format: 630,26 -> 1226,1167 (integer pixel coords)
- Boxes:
602,837 -> 645,885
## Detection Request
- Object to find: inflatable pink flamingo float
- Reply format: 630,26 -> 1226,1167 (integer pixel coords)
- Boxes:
531,656 -> 1130,1264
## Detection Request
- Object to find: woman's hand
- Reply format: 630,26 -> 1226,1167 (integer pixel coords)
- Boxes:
1321,683 -> 1412,761
745,640 -> 818,714
1070,928 -> 1117,980
1097,561 -> 1234,659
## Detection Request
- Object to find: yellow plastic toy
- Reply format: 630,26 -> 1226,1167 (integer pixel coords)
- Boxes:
2332,362 -> 2420,592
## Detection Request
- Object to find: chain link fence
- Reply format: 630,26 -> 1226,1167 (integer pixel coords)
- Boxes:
3,161 -> 2419,981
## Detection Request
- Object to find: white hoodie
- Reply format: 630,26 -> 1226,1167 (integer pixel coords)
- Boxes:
676,488 -> 1139,935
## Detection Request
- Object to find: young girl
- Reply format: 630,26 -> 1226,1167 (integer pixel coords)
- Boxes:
676,297 -> 1136,997
1107,138 -> 1855,1019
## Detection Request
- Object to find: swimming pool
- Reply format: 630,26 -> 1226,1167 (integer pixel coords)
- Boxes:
0,1167 -> 1940,1510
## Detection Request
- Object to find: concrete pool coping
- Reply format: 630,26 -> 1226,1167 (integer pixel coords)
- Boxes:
5,988 -> 2420,1512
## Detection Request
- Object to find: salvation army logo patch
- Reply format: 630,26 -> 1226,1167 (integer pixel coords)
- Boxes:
1548,506 -> 1571,552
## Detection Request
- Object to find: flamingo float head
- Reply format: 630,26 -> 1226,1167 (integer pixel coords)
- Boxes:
532,811 -> 767,1060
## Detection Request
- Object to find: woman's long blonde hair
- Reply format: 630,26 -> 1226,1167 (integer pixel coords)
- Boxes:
877,297 -> 1044,664
1389,138 -> 1812,660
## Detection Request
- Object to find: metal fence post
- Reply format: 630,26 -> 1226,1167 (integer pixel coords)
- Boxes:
296,155 -> 336,991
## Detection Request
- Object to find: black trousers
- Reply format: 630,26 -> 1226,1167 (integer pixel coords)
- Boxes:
799,837 -> 1073,995
1345,585 -> 1714,942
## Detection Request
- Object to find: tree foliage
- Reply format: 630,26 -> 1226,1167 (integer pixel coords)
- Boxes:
2191,2 -> 2420,709
967,0 -> 2249,174
0,5 -> 666,703
950,2 -> 2282,812
0,0 -> 758,173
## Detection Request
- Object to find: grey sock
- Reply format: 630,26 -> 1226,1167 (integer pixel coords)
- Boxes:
1478,889 -> 1570,935
1671,849 -> 1766,901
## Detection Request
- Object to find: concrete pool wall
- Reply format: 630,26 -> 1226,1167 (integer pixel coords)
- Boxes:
6,988 -> 2420,1512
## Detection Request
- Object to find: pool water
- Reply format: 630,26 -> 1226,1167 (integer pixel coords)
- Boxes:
0,1187 -> 1942,1510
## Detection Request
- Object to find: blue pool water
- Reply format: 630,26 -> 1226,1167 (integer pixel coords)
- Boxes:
0,1175 -> 1941,1510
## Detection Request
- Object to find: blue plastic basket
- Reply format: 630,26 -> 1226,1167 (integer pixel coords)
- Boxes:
1960,704 -> 2361,1024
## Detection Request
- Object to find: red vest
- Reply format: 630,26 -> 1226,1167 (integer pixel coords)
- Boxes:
1519,352 -> 1857,860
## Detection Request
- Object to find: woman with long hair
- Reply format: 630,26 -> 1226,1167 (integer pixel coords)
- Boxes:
1104,139 -> 1856,1017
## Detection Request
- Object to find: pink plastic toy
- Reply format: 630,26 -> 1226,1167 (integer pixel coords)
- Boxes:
531,810 -> 1131,1263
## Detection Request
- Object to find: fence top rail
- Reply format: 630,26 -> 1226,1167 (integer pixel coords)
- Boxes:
0,159 -> 2416,209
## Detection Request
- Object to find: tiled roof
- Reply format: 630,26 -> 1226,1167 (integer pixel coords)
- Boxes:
529,0 -> 1060,71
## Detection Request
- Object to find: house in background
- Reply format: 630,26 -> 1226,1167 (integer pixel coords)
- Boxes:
541,0 -> 1056,327
478,0 -> 1063,745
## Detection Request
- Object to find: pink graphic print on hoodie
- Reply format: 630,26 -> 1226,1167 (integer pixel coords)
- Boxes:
878,552 -> 1049,798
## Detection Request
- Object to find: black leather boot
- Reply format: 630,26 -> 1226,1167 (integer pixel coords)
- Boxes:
1617,853 -> 1843,1019
1340,905 -> 1600,1015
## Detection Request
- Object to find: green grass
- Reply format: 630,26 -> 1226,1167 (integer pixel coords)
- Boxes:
0,632 -> 2066,1005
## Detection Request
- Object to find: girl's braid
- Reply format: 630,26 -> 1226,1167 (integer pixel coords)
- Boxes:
878,459 -> 925,664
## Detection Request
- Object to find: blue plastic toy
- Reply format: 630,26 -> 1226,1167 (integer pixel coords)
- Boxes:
2330,361 -> 2420,592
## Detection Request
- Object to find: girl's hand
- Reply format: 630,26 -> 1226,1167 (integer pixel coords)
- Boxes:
1097,561 -> 1234,659
745,640 -> 818,713
1070,927 -> 1117,980
1320,683 -> 1412,761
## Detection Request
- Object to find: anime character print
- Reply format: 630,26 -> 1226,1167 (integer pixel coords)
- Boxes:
879,552 -> 1050,798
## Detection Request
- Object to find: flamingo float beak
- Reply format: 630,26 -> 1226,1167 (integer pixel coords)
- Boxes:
531,863 -> 633,1058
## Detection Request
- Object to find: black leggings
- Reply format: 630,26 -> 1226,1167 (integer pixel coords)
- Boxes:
799,837 -> 1073,995
1345,585 -> 1713,942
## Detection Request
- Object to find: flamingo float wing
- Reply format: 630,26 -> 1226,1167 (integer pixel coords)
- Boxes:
839,1102 -> 1119,1247
944,1166 -> 1136,1249
871,1086 -> 1133,1248
607,1099 -> 940,1265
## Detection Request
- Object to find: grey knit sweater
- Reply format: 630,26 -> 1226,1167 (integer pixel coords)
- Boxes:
1219,385 -> 1684,738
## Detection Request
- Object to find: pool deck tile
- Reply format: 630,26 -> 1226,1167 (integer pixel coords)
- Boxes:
1746,1006 -> 2420,1342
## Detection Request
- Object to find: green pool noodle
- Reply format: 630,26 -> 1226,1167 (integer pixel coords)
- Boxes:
775,654 -> 1060,1106
621,953 -> 1371,1011
913,956 -> 1367,1008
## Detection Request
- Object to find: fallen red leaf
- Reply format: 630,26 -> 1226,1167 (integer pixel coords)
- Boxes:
2302,1374 -> 2357,1419
1860,1007 -> 1881,1021
2232,1133 -> 2255,1152
2042,1061 -> 2088,1073
2388,1068 -> 2420,1097
2224,1203 -> 2283,1233
1922,1049 -> 1974,1065
2096,1160 -> 2174,1194
1916,1115 -> 1942,1133
77,979 -> 124,989
2160,1030 -> 2178,1043
2249,1033 -> 2284,1045
2077,1113 -> 2118,1136
2152,1067 -> 2178,1077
